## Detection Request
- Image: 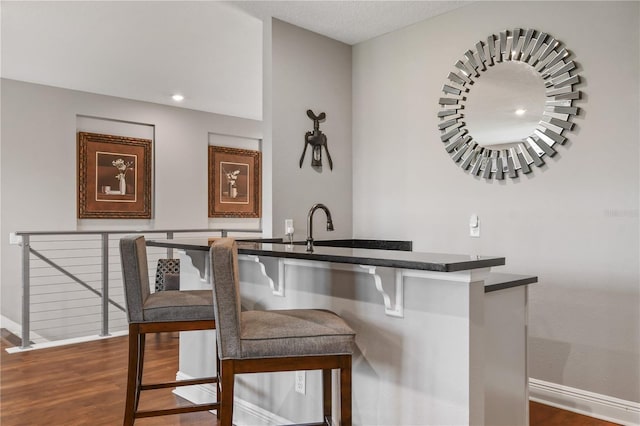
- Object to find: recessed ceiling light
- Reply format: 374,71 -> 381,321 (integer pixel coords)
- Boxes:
515,108 -> 526,116
172,94 -> 184,102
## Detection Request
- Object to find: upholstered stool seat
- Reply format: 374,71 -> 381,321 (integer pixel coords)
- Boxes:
141,290 -> 213,322
240,309 -> 355,358
210,238 -> 355,426
119,235 -> 218,425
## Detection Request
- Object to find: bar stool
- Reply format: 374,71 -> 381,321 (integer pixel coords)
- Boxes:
119,235 -> 218,425
210,238 -> 355,426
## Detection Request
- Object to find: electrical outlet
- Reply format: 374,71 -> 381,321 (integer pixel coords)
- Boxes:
295,370 -> 306,394
285,219 -> 294,236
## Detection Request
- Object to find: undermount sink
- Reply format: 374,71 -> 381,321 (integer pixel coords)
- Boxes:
239,238 -> 412,251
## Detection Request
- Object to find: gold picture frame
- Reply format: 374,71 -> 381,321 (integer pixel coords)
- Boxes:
78,132 -> 152,219
208,146 -> 261,218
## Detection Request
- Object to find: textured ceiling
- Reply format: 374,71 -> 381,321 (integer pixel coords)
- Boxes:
229,1 -> 472,45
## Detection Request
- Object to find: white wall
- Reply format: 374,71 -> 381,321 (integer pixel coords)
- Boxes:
352,1 -> 639,403
0,79 -> 263,322
270,19 -> 353,241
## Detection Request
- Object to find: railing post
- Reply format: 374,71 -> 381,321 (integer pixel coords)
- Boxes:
101,233 -> 109,337
166,231 -> 174,259
21,235 -> 31,349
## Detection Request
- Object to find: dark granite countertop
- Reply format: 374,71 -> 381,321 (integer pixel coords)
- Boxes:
146,238 -> 506,273
484,273 -> 538,292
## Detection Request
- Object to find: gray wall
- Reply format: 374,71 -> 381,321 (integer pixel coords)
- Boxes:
0,79 -> 263,321
352,1 -> 639,402
218,19 -> 353,421
270,19 -> 353,241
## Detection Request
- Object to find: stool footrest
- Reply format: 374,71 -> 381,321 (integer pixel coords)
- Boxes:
135,402 -> 219,419
140,376 -> 218,391
289,423 -> 329,426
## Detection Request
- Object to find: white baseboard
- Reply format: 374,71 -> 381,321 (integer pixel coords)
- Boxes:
1,315 -> 22,335
2,315 -> 130,353
3,326 -> 127,353
233,398 -> 293,426
530,378 -> 640,426
1,315 -> 49,350
174,371 -> 292,426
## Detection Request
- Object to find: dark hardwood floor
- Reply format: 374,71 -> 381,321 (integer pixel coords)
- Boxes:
1,330 -> 620,425
529,401 -> 620,426
1,332 -> 215,425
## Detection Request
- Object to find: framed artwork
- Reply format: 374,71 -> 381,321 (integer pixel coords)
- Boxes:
77,132 -> 152,219
208,146 -> 261,218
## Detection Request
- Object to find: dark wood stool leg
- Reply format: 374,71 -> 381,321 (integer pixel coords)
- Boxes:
323,369 -> 332,424
340,357 -> 352,426
218,360 -> 235,426
134,332 -> 146,411
216,352 -> 221,411
123,324 -> 139,426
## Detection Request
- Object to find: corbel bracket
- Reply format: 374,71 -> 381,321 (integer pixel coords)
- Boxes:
359,265 -> 404,318
239,255 -> 285,297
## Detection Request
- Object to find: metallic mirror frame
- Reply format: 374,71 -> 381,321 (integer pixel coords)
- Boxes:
437,28 -> 582,181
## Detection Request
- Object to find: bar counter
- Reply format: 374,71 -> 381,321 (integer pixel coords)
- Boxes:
146,237 -> 535,425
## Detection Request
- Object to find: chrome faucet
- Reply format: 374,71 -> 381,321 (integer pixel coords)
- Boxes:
306,203 -> 334,251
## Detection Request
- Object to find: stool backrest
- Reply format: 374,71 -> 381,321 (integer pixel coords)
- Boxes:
120,235 -> 151,323
210,238 -> 242,359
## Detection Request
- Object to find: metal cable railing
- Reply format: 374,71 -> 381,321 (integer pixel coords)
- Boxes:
14,228 -> 262,349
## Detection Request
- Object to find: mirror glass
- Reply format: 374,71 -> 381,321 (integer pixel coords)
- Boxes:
464,61 -> 546,148
437,28 -> 582,181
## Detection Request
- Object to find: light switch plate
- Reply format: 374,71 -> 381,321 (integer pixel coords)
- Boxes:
469,214 -> 480,238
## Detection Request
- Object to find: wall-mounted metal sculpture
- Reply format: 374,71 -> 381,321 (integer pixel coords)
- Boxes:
300,109 -> 333,170
437,29 -> 582,180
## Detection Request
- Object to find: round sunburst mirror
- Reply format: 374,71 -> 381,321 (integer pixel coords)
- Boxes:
437,29 -> 582,180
